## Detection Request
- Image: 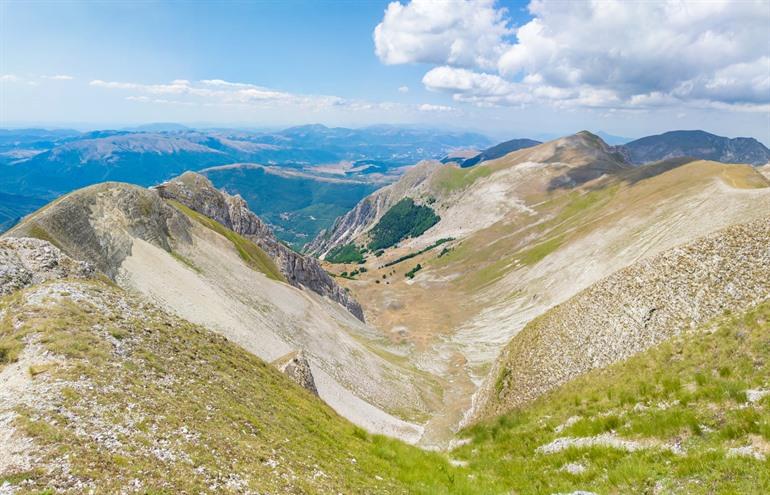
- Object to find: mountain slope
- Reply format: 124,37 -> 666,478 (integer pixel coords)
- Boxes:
307,132 -> 770,446
5,181 -> 431,441
621,130 -> 770,165
471,215 -> 770,422
153,171 -> 364,320
0,275 -> 458,493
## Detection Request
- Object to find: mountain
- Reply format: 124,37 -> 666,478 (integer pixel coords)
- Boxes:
153,171 -> 364,320
0,192 -> 47,231
308,131 -> 770,446
5,177 -> 433,442
2,130 -> 770,493
471,215 -> 770,422
200,163 -> 381,249
620,130 -> 770,165
0,126 -> 491,243
457,138 -> 541,167
595,130 -> 633,145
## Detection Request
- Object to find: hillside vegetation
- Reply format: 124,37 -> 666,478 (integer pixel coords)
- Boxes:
367,198 -> 440,251
2,278 -> 768,493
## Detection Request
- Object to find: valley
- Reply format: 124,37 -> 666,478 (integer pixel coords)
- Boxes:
1,129 -> 769,493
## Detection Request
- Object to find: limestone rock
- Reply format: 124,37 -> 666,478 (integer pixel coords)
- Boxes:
0,237 -> 94,295
154,172 -> 365,321
271,350 -> 318,395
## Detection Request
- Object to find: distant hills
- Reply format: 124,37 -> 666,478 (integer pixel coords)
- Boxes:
1,126 -> 768,246
0,125 -> 491,246
620,130 -> 770,165
457,138 -> 541,168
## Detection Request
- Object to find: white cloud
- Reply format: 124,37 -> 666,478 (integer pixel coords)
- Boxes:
419,103 -> 455,112
94,78 -> 415,114
374,0 -> 512,70
0,74 -> 20,82
398,85 -> 409,93
376,0 -> 770,111
44,74 -> 74,80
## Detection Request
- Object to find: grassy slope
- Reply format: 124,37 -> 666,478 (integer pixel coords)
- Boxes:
3,283 -> 768,493
449,299 -> 770,494
0,280 -> 464,494
167,199 -> 286,283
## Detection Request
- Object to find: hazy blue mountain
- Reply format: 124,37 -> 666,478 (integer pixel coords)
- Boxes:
0,125 -> 488,240
459,138 -> 541,167
595,131 -> 633,145
0,191 -> 47,231
620,130 -> 770,165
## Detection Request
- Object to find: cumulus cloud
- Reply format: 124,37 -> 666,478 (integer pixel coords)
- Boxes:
398,85 -> 409,93
377,0 -> 770,111
374,0 -> 512,70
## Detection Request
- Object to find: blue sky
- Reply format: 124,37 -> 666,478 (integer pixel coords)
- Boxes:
1,0 -> 768,143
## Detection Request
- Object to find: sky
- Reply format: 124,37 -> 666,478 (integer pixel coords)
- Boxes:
1,0 -> 769,143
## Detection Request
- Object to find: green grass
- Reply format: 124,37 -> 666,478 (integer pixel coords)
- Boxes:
448,299 -> 770,494
1,281 -> 473,494
432,164 -> 493,194
4,280 -> 770,493
167,200 -> 285,282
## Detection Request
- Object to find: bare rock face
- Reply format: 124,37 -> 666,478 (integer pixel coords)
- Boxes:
0,237 -> 94,295
271,350 -> 318,395
154,172 -> 365,321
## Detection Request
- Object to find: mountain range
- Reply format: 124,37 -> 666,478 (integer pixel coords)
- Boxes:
1,128 -> 769,492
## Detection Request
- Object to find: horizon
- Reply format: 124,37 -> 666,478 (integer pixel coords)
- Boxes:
2,0 -> 769,143
2,122 -> 769,148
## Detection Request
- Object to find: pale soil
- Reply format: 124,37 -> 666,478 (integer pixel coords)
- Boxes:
117,222 -> 427,441
0,344 -> 59,478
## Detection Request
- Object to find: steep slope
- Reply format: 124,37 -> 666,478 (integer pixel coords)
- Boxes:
0,274 -> 459,493
472,215 -> 770,422
308,132 -> 770,446
459,138 -> 541,168
5,182 -> 432,441
153,172 -> 364,320
447,298 -> 770,494
621,130 -> 770,165
2,237 -> 767,493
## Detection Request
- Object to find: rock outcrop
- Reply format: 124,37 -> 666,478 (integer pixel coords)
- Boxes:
271,350 -> 318,395
154,172 -> 365,321
469,215 -> 770,423
0,237 -> 94,295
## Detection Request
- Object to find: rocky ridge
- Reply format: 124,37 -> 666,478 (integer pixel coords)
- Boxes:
0,237 -> 94,295
470,215 -> 770,422
154,172 -> 364,321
